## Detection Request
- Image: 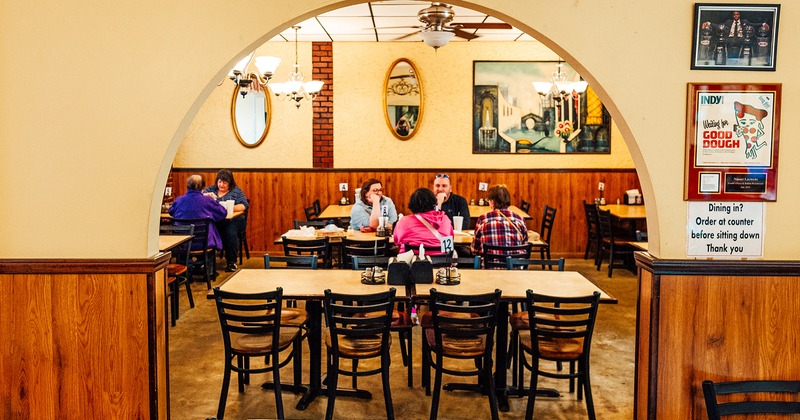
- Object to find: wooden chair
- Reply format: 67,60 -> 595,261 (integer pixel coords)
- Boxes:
702,380 -> 800,419
423,288 -> 502,420
212,287 -> 306,420
505,257 -> 567,393
531,205 -> 556,263
351,255 -> 391,270
263,254 -> 318,269
519,291 -> 601,420
304,199 -> 321,221
172,217 -> 216,289
582,200 -> 601,263
480,242 -> 533,269
294,219 -> 333,229
596,208 -> 635,277
341,237 -> 389,269
520,200 -> 531,214
282,236 -> 332,268
323,288 -> 397,420
159,224 -> 195,326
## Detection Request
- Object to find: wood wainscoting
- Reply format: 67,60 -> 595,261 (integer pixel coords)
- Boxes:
634,252 -> 800,419
0,255 -> 170,419
171,168 -> 641,256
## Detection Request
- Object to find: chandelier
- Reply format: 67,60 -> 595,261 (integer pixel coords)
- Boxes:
532,61 -> 589,137
228,53 -> 281,98
268,26 -> 324,108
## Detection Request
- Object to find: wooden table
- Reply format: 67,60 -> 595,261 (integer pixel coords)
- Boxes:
469,205 -> 531,220
318,204 -> 352,220
276,229 -> 544,247
212,269 -> 408,410
161,210 -> 244,220
158,235 -> 192,252
413,269 -> 615,411
599,204 -> 647,237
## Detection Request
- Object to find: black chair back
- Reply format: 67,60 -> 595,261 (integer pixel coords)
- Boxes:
342,237 -> 389,268
172,217 -> 215,288
281,236 -> 332,268
351,255 -> 391,270
520,200 -> 531,214
702,380 -> 800,419
172,217 -> 211,251
294,219 -> 333,229
583,200 -> 600,262
481,242 -> 533,269
264,254 -> 318,269
539,205 -> 557,248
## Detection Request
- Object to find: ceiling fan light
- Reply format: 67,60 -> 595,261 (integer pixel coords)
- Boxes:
420,30 -> 454,49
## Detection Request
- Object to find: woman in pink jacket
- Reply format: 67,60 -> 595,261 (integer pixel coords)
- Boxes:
393,188 -> 454,255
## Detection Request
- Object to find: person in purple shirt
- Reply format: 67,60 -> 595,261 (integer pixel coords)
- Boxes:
168,174 -> 227,252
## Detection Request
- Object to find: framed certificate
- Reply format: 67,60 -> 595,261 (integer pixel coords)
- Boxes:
684,83 -> 781,201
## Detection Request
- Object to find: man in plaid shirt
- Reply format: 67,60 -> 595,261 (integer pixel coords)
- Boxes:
471,185 -> 529,258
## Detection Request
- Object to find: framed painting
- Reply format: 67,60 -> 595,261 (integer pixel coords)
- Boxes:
684,83 -> 781,201
472,61 -> 611,154
691,4 -> 780,71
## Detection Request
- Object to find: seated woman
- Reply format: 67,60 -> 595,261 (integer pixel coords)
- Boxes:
350,178 -> 398,232
471,184 -> 528,256
393,188 -> 453,255
203,169 -> 249,272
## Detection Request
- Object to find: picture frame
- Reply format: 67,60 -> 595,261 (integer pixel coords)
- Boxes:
684,83 -> 781,201
691,3 -> 780,71
472,61 -> 611,154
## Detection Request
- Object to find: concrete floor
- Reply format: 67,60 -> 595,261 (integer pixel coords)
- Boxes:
167,256 -> 637,419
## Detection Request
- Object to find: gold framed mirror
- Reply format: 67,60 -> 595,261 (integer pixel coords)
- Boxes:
383,58 -> 423,140
231,84 -> 271,148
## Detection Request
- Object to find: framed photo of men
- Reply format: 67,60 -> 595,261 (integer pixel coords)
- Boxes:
691,4 -> 780,71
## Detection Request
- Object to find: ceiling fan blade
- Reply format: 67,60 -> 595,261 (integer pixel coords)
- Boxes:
391,32 -> 421,41
452,22 -> 513,30
452,28 -> 479,40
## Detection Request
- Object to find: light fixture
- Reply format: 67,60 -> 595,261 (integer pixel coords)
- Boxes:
268,26 -> 324,108
420,30 -> 454,50
532,61 -> 589,135
228,53 -> 281,98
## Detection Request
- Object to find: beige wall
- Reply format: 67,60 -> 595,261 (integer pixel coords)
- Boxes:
177,41 -> 633,169
1,0 -> 797,260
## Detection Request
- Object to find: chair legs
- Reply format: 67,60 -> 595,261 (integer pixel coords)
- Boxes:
326,352 -> 394,420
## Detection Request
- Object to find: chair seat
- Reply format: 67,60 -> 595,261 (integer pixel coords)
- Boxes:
167,263 -> 188,277
519,330 -> 585,360
360,309 -> 411,327
231,329 -> 301,355
324,330 -> 391,358
425,328 -> 487,357
509,311 -> 528,330
419,310 -> 474,328
271,307 -> 308,327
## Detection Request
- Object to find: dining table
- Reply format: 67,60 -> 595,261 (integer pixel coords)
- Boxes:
160,210 -> 245,221
275,228 -> 545,247
469,204 -> 531,220
158,234 -> 192,252
318,204 -> 353,220
599,203 -> 647,237
210,268 -> 615,412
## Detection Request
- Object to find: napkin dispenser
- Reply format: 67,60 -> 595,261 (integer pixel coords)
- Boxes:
387,257 -> 410,285
410,255 -> 434,284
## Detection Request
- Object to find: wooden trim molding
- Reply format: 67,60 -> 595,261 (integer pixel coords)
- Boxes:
0,253 -> 170,274
635,252 -> 800,276
171,167 -> 638,174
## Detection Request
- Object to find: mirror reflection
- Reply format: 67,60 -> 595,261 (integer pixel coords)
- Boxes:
384,59 -> 423,140
231,84 -> 271,147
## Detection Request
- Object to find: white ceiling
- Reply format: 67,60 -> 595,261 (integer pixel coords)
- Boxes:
268,1 -> 534,43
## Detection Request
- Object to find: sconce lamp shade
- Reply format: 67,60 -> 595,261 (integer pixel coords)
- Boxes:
254,56 -> 281,75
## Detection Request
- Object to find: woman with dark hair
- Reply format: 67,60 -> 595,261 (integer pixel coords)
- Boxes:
203,169 -> 250,272
393,188 -> 454,254
350,178 -> 398,231
471,184 -> 528,256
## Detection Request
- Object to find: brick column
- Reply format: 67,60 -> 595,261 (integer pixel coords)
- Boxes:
312,42 -> 333,168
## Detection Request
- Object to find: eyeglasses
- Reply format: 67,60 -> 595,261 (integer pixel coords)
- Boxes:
435,173 -> 449,179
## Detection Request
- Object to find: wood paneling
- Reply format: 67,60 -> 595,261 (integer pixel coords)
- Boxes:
0,256 -> 169,419
172,168 -> 640,257
635,253 -> 800,420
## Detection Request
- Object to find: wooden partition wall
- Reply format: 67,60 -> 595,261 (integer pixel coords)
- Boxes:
171,168 -> 641,256
0,255 -> 170,419
635,253 -> 800,419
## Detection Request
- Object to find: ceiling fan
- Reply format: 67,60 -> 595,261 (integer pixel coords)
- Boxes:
377,2 -> 512,47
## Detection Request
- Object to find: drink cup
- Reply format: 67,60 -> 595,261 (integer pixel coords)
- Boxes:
453,216 -> 464,231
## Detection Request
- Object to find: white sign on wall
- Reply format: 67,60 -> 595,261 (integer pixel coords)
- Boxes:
687,202 -> 765,258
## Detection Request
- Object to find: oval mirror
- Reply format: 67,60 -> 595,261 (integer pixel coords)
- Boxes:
231,83 -> 271,148
383,59 -> 423,140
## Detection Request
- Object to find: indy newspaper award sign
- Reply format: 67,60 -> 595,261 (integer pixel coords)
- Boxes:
684,83 -> 781,201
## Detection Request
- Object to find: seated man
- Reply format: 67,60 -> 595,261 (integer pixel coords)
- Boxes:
168,174 -> 227,270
